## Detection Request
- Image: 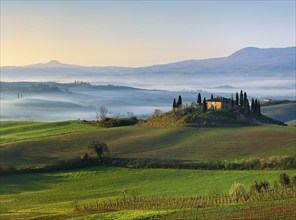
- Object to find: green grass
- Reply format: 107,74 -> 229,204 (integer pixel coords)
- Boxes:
0,121 -> 295,167
0,120 -> 97,144
261,102 -> 296,122
0,167 -> 295,219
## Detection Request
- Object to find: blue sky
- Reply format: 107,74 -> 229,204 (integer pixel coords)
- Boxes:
1,1 -> 295,66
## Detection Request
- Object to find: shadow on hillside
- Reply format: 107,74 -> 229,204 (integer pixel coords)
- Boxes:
0,172 -> 65,195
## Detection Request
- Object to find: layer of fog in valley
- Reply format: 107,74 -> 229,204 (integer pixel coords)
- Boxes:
0,82 -> 201,121
1,80 -> 294,122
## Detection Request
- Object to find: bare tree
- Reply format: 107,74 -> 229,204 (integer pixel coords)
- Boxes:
99,106 -> 108,120
153,109 -> 162,116
127,112 -> 134,117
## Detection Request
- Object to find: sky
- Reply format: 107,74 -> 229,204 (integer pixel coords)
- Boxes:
1,1 -> 295,67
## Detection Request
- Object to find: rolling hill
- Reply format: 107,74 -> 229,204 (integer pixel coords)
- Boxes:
1,167 -> 294,220
261,102 -> 296,123
0,121 -> 295,168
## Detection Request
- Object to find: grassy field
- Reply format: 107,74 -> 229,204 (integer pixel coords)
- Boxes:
0,121 -> 295,167
0,120 -> 97,144
261,102 -> 296,123
1,167 -> 295,220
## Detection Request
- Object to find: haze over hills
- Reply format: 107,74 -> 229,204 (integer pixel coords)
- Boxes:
1,47 -> 295,121
1,47 -> 295,96
2,46 -> 295,75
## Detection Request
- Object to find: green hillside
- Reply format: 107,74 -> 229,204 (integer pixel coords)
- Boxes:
1,167 -> 294,220
0,120 -> 97,144
261,102 -> 296,122
1,121 -> 295,167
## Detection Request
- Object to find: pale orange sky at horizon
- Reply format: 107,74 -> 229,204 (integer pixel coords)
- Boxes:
1,1 -> 295,67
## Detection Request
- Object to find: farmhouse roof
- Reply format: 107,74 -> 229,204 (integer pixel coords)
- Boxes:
207,96 -> 230,102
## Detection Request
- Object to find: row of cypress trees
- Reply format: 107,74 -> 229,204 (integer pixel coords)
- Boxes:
232,90 -> 261,116
172,95 -> 182,110
173,90 -> 261,116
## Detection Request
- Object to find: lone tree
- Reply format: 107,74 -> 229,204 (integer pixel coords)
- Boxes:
203,98 -> 207,113
197,93 -> 202,104
177,95 -> 182,109
89,141 -> 110,161
99,106 -> 108,121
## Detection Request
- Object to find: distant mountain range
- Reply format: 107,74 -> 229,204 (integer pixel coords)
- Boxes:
2,46 -> 295,75
1,46 -> 295,96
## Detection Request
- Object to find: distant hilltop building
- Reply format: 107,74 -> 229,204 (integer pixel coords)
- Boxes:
262,98 -> 273,103
207,96 -> 232,110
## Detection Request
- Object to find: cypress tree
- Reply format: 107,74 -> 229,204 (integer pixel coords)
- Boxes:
197,93 -> 202,104
177,95 -> 182,109
254,99 -> 258,114
243,92 -> 247,110
203,98 -> 207,113
246,98 -> 250,115
240,90 -> 244,107
211,94 -> 214,99
257,101 -> 261,116
251,98 -> 255,111
231,95 -> 234,108
235,92 -> 239,106
173,98 -> 177,110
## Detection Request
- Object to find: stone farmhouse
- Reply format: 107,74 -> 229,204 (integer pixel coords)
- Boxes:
207,96 -> 233,110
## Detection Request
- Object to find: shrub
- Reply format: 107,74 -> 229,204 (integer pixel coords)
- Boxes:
100,117 -> 138,128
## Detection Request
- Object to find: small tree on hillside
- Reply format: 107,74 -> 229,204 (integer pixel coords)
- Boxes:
203,98 -> 207,113
89,141 -> 110,161
127,112 -> 134,117
153,109 -> 162,116
99,106 -> 108,120
197,93 -> 202,104
235,92 -> 239,106
211,94 -> 214,99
